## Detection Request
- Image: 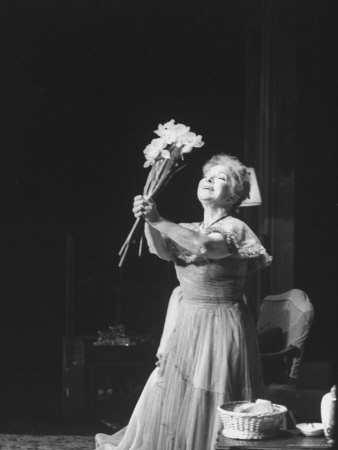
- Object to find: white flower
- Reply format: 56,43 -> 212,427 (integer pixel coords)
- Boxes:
154,120 -> 176,142
144,120 -> 204,166
180,132 -> 204,153
161,149 -> 171,159
143,137 -> 167,167
171,123 -> 191,144
154,120 -> 191,146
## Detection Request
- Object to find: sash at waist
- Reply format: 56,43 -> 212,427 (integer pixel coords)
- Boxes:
180,280 -> 244,305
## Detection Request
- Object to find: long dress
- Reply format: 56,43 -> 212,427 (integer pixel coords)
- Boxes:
95,216 -> 272,450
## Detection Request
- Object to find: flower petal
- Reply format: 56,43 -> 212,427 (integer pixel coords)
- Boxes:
182,145 -> 193,154
161,149 -> 171,159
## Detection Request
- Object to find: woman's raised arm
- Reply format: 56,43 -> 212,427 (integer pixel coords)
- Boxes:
133,195 -> 232,260
133,195 -> 174,261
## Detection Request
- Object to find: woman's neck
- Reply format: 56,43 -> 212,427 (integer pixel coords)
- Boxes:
202,206 -> 231,228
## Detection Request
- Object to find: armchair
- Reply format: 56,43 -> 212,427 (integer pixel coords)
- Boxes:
256,289 -> 332,425
257,289 -> 314,384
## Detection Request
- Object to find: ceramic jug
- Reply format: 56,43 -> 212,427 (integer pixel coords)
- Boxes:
321,385 -> 336,443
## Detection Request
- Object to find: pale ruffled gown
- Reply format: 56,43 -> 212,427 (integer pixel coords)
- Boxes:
95,217 -> 272,450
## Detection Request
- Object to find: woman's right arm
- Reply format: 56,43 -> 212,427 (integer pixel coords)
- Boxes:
144,221 -> 174,261
133,194 -> 174,261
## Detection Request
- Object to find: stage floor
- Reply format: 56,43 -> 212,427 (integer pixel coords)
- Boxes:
0,428 -> 126,450
0,433 -> 94,450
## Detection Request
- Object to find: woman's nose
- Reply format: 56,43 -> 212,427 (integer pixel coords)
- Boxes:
205,176 -> 214,183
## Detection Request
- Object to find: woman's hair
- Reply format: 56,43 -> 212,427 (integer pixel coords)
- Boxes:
203,154 -> 251,209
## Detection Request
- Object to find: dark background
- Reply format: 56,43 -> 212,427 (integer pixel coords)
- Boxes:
0,0 -> 336,424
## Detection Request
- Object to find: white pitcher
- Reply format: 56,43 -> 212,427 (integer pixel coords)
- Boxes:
321,385 -> 336,444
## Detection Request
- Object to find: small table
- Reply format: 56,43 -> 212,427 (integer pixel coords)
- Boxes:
215,430 -> 333,449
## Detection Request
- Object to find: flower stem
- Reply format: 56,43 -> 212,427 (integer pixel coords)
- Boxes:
118,146 -> 184,267
118,243 -> 129,268
138,233 -> 144,257
118,217 -> 141,256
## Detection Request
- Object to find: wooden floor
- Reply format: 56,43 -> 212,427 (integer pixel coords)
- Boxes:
0,429 -> 126,450
0,433 -> 94,450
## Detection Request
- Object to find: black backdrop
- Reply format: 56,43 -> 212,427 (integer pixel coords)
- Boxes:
1,0 -> 248,410
1,0 -> 247,235
295,1 -> 337,364
1,0 -> 337,416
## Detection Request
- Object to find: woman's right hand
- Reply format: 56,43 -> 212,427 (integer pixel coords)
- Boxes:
132,195 -> 160,223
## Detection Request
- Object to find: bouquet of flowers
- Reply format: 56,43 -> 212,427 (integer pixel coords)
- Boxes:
118,119 -> 204,267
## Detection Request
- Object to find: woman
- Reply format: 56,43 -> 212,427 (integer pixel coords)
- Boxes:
95,154 -> 272,450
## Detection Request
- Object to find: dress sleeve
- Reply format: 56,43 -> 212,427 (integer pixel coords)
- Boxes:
160,223 -> 208,265
160,223 -> 198,256
205,218 -> 272,272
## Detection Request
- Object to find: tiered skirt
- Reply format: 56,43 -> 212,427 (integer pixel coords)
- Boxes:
95,297 -> 264,450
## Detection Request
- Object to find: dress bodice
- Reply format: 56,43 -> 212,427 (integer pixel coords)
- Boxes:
175,257 -> 248,304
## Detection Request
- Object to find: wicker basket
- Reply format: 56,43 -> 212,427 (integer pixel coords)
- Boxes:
217,401 -> 287,440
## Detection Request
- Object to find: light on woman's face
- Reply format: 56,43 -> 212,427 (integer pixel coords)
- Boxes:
197,165 -> 230,206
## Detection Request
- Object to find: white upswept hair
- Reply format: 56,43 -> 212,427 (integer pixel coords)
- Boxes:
202,154 -> 251,209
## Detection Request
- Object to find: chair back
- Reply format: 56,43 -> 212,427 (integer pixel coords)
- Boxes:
257,289 -> 314,379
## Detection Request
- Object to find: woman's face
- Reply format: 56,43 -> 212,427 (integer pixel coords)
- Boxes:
197,164 -> 231,207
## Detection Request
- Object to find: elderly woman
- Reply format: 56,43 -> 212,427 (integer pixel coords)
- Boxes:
95,154 -> 272,450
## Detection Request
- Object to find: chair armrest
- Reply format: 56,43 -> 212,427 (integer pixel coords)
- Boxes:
261,345 -> 301,360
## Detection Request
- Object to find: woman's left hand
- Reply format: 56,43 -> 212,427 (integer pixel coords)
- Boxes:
132,195 -> 160,223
